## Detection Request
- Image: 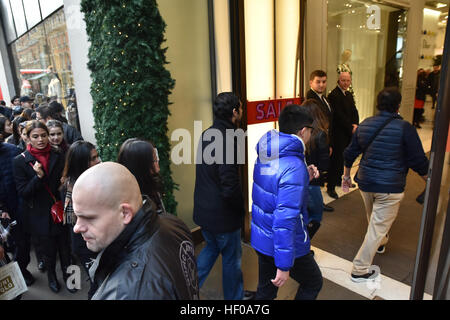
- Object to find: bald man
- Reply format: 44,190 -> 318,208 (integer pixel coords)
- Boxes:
72,162 -> 199,300
327,72 -> 359,199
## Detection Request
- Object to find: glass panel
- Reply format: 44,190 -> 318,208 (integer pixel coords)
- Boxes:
245,0 -> 276,210
275,0 -> 300,99
39,0 -> 63,18
23,0 -> 42,28
1,0 -> 17,42
10,0 -> 27,36
327,0 -> 407,122
10,8 -> 81,130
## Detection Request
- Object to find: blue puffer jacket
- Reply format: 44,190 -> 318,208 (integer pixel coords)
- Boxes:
344,111 -> 429,193
251,130 -> 310,271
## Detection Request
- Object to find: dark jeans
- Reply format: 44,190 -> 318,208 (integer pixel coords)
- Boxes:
255,251 -> 323,300
197,229 -> 244,300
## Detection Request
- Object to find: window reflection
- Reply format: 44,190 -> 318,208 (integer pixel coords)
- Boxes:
10,8 -> 80,131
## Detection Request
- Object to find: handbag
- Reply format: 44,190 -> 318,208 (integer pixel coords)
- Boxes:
45,186 -> 64,224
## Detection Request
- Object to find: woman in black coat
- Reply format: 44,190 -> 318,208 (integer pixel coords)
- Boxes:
13,120 -> 72,294
302,99 -> 331,239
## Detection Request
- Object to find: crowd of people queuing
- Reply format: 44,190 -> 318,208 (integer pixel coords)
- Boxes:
0,67 -> 429,300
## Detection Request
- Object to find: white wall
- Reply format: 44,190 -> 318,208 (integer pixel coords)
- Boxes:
63,0 -> 96,145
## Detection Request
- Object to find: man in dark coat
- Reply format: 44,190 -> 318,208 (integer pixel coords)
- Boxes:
193,92 -> 246,300
72,162 -> 198,300
326,72 -> 359,199
427,64 -> 440,109
343,87 -> 428,282
306,70 -> 334,212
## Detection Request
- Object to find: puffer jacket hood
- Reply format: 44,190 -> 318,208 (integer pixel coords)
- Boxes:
251,130 -> 311,271
256,129 -> 306,161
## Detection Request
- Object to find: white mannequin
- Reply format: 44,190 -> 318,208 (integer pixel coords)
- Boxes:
48,73 -> 62,102
337,49 -> 354,95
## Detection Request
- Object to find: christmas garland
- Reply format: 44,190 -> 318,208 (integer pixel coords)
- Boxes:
80,0 -> 178,213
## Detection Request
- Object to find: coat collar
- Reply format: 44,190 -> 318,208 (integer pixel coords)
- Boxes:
89,197 -> 158,294
22,148 -> 60,174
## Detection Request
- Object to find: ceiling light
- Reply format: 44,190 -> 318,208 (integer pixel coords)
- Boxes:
436,3 -> 447,8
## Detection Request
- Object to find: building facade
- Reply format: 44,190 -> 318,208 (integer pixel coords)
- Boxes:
0,0 -> 447,233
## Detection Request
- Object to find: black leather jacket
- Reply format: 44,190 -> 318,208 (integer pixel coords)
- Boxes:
89,198 -> 199,300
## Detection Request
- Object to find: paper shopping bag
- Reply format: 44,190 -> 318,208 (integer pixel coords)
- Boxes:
0,261 -> 28,300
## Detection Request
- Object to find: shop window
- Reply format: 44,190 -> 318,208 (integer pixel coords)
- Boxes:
10,8 -> 81,131
327,0 -> 407,121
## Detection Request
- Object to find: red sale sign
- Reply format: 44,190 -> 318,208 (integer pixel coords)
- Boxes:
247,98 -> 302,125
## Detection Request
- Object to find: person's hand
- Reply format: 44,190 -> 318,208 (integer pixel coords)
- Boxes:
32,161 -> 44,178
329,147 -> 333,156
342,175 -> 352,193
271,269 -> 289,288
352,124 -> 358,134
0,245 -> 4,260
307,165 -> 320,181
1,212 -> 11,219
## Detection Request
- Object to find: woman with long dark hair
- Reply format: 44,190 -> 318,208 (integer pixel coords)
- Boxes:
46,120 -> 69,154
0,116 -> 13,142
117,138 -> 166,213
302,99 -> 331,239
61,140 -> 100,289
13,120 -> 72,294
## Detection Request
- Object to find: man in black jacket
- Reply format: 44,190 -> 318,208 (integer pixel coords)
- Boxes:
326,72 -> 359,199
193,92 -> 246,300
73,162 -> 198,300
306,70 -> 334,212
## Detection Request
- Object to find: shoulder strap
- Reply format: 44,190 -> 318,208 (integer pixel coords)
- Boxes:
361,116 -> 396,155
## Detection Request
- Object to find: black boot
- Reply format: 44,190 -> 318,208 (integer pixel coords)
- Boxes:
48,271 -> 61,293
21,268 -> 35,286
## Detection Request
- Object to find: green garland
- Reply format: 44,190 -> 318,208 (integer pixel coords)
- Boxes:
80,0 -> 177,214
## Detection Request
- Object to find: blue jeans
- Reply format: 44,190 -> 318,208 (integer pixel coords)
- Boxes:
307,185 -> 324,223
197,229 -> 243,300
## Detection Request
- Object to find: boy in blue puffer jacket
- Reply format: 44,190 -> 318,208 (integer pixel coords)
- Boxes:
251,104 -> 323,300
